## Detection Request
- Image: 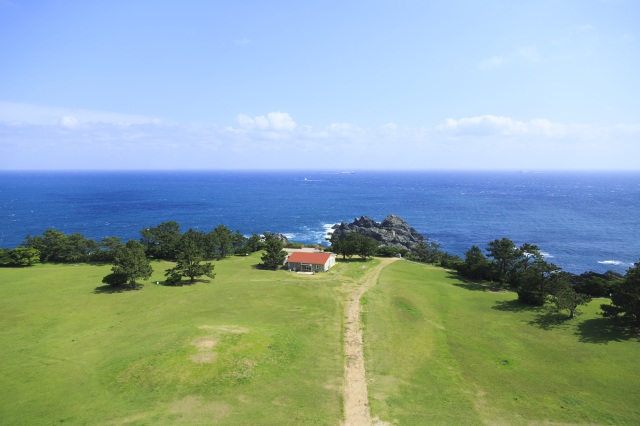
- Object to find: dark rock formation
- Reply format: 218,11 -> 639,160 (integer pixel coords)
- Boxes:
266,233 -> 290,243
331,215 -> 426,251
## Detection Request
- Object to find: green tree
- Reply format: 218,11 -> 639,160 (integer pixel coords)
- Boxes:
330,232 -> 355,260
66,233 -> 98,263
210,224 -> 235,259
140,221 -> 181,260
601,261 -> 640,327
260,233 -> 287,269
513,244 -> 560,305
233,230 -> 247,252
235,232 -> 262,255
0,249 -> 9,266
8,247 -> 41,266
486,238 -> 521,285
91,236 -> 125,262
551,281 -> 592,319
23,229 -> 94,263
245,233 -> 264,253
461,245 -> 491,280
0,247 -> 41,267
164,231 -> 215,284
411,241 -> 443,264
440,252 -> 464,270
573,271 -> 622,298
102,240 -> 153,288
376,245 -> 405,258
350,233 -> 379,260
23,229 -> 65,262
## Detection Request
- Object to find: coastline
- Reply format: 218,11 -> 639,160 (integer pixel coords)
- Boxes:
1,170 -> 638,274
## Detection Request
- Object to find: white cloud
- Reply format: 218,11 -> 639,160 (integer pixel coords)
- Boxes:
0,101 -> 161,127
236,112 -> 297,131
58,115 -> 79,129
1,105 -> 639,170
268,112 -> 297,131
436,115 -> 576,138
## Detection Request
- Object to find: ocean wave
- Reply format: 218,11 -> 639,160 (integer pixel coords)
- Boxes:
540,252 -> 554,258
283,223 -> 337,244
597,260 -> 626,266
323,223 -> 337,235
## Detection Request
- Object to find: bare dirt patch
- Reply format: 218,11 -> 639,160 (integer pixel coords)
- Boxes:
343,258 -> 398,426
190,337 -> 218,363
190,325 -> 248,364
193,338 -> 217,349
198,325 -> 249,334
189,352 -> 218,363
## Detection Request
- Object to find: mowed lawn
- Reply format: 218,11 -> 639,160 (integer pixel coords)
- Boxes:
0,254 -> 346,425
363,261 -> 640,425
3,256 -> 639,425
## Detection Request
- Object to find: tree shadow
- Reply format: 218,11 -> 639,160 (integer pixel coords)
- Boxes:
575,318 -> 640,344
452,281 -> 494,292
528,310 -> 571,330
491,299 -> 543,313
446,272 -> 503,292
160,278 -> 213,286
251,264 -> 283,270
94,285 -> 123,294
93,284 -> 141,294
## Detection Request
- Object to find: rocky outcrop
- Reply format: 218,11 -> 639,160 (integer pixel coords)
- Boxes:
265,233 -> 290,243
331,215 -> 426,251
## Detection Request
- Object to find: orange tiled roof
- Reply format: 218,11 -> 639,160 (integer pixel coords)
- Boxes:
286,252 -> 331,264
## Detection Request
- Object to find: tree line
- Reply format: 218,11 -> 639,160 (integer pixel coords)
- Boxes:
3,223 -> 637,328
330,230 -> 638,328
102,228 -> 287,288
1,221 -> 288,287
1,222 -> 264,266
407,236 -> 637,327
456,238 -> 595,317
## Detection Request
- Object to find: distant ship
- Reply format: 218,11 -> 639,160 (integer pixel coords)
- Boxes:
339,171 -> 356,174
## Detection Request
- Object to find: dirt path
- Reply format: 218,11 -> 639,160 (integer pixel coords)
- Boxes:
343,258 -> 398,426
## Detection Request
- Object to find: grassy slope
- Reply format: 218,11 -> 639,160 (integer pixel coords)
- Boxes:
363,260 -> 640,425
3,257 -> 638,425
0,254 -> 345,425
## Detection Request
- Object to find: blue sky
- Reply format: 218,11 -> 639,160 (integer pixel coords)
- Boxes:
1,0 -> 638,170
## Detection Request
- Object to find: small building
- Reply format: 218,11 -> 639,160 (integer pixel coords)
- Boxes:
285,251 -> 336,273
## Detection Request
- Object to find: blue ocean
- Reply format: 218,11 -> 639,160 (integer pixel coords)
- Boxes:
1,171 -> 639,274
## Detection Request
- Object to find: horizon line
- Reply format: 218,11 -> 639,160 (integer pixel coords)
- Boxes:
1,168 -> 640,173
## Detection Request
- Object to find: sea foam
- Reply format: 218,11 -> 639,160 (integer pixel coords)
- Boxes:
597,260 -> 625,266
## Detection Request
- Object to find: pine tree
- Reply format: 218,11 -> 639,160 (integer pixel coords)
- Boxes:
102,240 -> 153,289
552,281 -> 592,319
601,262 -> 640,327
164,231 -> 215,285
261,234 -> 287,270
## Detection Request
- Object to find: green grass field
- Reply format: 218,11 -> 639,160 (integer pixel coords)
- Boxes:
1,256 -> 638,425
0,254 -> 347,425
363,261 -> 640,425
